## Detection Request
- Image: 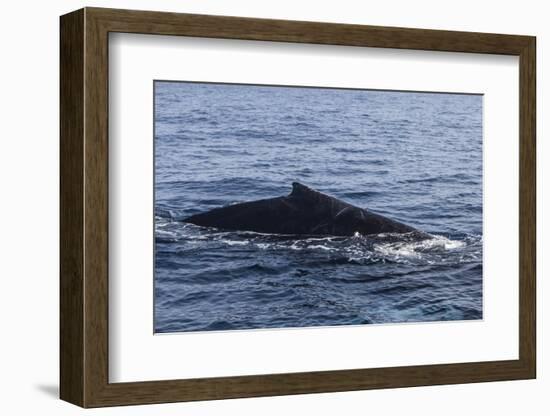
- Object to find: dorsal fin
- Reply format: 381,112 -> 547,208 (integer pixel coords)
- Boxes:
289,182 -> 341,205
289,182 -> 355,213
290,182 -> 318,198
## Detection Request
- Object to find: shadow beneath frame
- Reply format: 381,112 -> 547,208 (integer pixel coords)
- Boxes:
35,384 -> 59,399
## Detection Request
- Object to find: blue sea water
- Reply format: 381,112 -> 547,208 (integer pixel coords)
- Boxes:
154,81 -> 483,333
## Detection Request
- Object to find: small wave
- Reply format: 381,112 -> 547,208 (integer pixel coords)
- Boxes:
301,244 -> 332,251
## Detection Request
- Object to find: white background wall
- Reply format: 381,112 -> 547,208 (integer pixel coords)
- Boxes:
0,0 -> 545,414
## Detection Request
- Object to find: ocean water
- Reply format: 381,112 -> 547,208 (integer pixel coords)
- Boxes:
154,81 -> 483,333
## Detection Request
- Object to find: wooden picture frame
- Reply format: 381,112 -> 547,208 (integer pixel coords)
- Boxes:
60,7 -> 536,408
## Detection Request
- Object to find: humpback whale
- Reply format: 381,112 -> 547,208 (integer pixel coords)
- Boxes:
184,182 -> 422,237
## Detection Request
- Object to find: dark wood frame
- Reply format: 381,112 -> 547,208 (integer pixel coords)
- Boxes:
60,7 -> 536,408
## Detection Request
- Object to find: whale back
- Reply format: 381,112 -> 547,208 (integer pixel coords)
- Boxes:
183,182 -> 417,236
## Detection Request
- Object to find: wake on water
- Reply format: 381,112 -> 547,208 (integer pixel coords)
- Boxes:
155,213 -> 482,268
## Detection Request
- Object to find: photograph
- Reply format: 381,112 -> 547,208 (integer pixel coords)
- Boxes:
153,80 -> 483,333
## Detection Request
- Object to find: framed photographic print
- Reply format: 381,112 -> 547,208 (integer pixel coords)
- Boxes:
60,7 -> 536,408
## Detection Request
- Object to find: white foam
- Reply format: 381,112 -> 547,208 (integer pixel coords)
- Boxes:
222,240 -> 249,246
373,235 -> 466,261
307,245 -> 332,251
